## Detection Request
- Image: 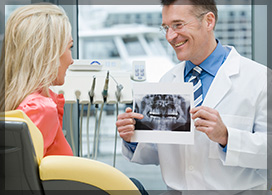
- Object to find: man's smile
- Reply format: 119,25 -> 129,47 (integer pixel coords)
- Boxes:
175,40 -> 188,47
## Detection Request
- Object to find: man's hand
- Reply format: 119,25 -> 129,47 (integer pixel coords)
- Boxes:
190,106 -> 228,146
116,107 -> 144,142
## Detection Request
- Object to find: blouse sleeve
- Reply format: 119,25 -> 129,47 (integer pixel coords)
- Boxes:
17,97 -> 60,155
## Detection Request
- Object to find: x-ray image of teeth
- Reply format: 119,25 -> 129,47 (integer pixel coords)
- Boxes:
134,94 -> 191,131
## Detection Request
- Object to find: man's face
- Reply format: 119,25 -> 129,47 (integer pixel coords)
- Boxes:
162,3 -> 211,65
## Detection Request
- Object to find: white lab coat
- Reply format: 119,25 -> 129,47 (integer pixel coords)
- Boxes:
122,46 -> 270,193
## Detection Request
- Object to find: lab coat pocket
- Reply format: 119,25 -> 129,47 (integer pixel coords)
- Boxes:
208,115 -> 254,159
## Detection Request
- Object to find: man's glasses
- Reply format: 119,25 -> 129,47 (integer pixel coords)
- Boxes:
159,12 -> 209,35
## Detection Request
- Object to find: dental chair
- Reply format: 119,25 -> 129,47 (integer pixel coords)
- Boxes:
0,110 -> 140,195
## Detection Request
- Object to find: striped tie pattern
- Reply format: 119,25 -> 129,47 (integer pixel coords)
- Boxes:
188,66 -> 203,107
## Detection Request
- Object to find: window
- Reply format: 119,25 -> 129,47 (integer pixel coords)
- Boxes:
123,37 -> 146,56
1,3 -> 31,62
80,38 -> 120,59
216,5 -> 252,58
78,4 -> 253,63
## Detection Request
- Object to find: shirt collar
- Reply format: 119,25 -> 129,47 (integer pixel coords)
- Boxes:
184,39 -> 228,77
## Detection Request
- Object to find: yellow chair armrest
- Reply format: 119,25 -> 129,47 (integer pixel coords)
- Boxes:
39,155 -> 140,195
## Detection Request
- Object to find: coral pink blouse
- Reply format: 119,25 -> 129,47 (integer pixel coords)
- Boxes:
17,89 -> 73,157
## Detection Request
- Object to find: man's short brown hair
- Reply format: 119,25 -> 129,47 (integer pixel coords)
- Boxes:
161,0 -> 218,26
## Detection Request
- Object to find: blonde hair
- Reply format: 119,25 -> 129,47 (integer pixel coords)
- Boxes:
1,4 -> 71,111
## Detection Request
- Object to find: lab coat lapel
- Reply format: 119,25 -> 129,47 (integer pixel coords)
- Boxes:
203,47 -> 240,109
171,62 -> 185,83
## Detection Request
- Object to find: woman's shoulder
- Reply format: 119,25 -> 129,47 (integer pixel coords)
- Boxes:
17,92 -> 58,115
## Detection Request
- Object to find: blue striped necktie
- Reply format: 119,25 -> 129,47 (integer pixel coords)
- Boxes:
188,66 -> 203,107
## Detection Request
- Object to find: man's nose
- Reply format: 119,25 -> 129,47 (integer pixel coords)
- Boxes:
166,27 -> 178,42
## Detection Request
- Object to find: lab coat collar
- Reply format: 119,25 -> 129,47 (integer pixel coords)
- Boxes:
170,61 -> 186,83
169,46 -> 239,80
203,46 -> 240,108
168,46 -> 240,108
184,40 -> 228,78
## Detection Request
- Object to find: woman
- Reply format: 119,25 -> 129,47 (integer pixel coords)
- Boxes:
1,5 -> 149,193
3,4 -> 74,157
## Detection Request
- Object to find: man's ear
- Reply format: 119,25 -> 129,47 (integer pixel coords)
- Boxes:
205,12 -> 216,31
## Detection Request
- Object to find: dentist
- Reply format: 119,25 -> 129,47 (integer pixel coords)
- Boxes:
116,0 -> 269,193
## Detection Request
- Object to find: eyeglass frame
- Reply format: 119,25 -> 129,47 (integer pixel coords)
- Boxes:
159,12 -> 209,35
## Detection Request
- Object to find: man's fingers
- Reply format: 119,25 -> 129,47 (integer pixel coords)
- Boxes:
194,118 -> 213,128
191,106 -> 218,115
117,124 -> 135,133
125,107 -> 133,113
195,126 -> 209,134
119,130 -> 135,142
117,124 -> 135,143
117,112 -> 144,120
190,106 -> 220,122
116,118 -> 134,127
191,109 -> 214,120
116,107 -> 143,142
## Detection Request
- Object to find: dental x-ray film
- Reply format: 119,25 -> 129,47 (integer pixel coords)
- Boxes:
131,82 -> 194,144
